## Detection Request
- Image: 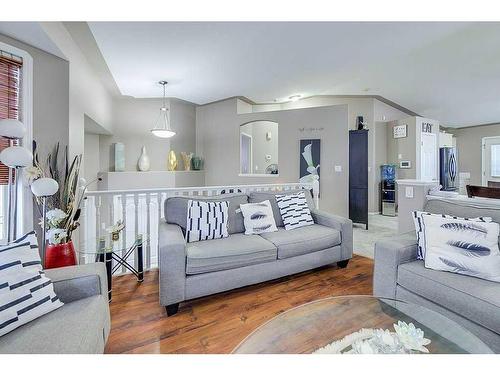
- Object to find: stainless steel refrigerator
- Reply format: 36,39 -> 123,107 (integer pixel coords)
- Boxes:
439,147 -> 458,191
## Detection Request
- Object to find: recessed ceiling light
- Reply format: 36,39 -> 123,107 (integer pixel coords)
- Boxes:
289,95 -> 302,102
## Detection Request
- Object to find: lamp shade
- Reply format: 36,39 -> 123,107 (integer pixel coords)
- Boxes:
0,119 -> 26,139
0,146 -> 33,168
151,129 -> 176,138
31,177 -> 59,197
151,107 -> 175,138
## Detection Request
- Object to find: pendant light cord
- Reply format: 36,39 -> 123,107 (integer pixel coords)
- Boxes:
162,82 -> 166,109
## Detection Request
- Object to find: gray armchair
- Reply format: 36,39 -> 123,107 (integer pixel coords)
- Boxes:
0,263 -> 111,354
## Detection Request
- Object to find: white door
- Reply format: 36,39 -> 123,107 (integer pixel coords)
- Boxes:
421,133 -> 437,182
240,133 -> 252,174
482,137 -> 500,186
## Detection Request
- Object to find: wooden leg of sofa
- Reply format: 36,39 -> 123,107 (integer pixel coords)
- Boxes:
337,260 -> 349,269
165,303 -> 179,316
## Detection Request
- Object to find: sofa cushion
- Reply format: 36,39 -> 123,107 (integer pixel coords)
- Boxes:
0,295 -> 107,354
398,260 -> 500,335
249,189 -> 315,227
165,193 -> 248,235
260,224 -> 341,259
186,234 -> 277,275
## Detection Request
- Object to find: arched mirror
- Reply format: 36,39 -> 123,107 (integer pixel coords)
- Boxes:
240,120 -> 279,175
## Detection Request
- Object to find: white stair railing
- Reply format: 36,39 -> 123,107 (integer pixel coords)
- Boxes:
79,182 -> 318,271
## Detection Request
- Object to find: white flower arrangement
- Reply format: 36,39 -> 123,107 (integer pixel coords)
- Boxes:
314,321 -> 431,354
46,228 -> 68,245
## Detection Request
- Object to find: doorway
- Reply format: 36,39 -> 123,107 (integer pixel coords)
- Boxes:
421,133 -> 437,182
482,136 -> 500,186
240,132 -> 253,174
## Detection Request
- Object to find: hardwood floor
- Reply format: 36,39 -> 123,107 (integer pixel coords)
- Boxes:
105,255 -> 373,354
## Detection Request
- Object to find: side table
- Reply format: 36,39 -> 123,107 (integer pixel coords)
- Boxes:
77,231 -> 149,301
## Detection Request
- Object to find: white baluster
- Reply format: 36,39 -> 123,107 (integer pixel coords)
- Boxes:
121,193 -> 127,273
94,196 -> 102,242
146,193 -> 152,269
133,194 -> 139,269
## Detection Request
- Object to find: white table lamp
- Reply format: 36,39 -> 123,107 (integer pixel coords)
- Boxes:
0,119 -> 26,140
31,178 -> 59,265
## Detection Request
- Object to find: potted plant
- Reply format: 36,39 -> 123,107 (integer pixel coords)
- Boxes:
27,141 -> 86,268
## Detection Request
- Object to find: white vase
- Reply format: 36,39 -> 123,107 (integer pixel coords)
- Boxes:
138,146 -> 151,171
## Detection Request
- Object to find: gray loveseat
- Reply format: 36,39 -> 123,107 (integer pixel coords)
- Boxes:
159,189 -> 353,315
0,263 -> 110,354
374,198 -> 500,353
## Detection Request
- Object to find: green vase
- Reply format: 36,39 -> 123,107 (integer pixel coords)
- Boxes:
192,156 -> 203,170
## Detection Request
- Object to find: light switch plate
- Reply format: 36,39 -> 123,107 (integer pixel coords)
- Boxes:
405,186 -> 414,198
334,165 -> 342,172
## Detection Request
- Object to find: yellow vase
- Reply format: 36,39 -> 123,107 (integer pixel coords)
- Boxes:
167,150 -> 177,171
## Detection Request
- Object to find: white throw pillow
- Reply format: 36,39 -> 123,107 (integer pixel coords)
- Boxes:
421,214 -> 500,282
0,236 -> 63,337
275,191 -> 314,231
240,200 -> 278,235
412,211 -> 492,260
186,200 -> 229,243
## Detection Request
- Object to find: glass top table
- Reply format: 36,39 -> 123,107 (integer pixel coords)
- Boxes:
77,231 -> 150,301
232,296 -> 492,354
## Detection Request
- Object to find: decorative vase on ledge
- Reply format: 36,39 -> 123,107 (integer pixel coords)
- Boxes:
45,240 -> 77,269
167,150 -> 177,171
181,152 -> 193,171
138,146 -> 151,171
192,156 -> 203,170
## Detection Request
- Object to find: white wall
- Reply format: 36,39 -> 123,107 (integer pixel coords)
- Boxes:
197,98 -> 349,216
98,97 -> 197,172
40,22 -> 114,162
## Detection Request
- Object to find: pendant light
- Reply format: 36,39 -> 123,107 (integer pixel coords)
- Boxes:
151,81 -> 176,138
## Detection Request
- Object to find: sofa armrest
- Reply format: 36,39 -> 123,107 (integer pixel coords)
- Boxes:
311,209 -> 353,260
159,221 -> 187,306
373,232 -> 418,299
44,262 -> 108,303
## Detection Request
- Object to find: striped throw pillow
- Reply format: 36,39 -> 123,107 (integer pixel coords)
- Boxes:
186,200 -> 229,243
0,234 -> 63,337
276,191 -> 314,230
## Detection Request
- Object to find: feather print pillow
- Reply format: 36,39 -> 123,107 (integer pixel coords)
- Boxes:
421,214 -> 500,282
240,200 -> 278,235
412,211 -> 492,260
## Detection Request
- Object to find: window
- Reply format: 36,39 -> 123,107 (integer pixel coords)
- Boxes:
0,51 -> 22,241
491,144 -> 500,178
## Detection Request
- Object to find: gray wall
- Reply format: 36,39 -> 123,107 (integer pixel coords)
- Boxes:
387,117 -> 417,179
448,123 -> 500,185
197,98 -> 349,216
98,97 -> 196,172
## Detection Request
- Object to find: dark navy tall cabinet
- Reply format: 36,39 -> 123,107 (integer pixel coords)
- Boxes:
349,130 -> 369,229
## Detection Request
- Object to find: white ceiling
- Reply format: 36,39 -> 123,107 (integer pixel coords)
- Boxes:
90,22 -> 500,127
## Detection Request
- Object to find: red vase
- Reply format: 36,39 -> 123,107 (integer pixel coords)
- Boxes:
44,240 -> 77,269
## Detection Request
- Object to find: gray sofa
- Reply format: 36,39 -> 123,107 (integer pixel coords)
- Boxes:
374,198 -> 500,353
159,190 -> 353,315
0,263 -> 110,354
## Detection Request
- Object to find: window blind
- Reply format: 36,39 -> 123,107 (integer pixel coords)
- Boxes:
0,52 -> 23,185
